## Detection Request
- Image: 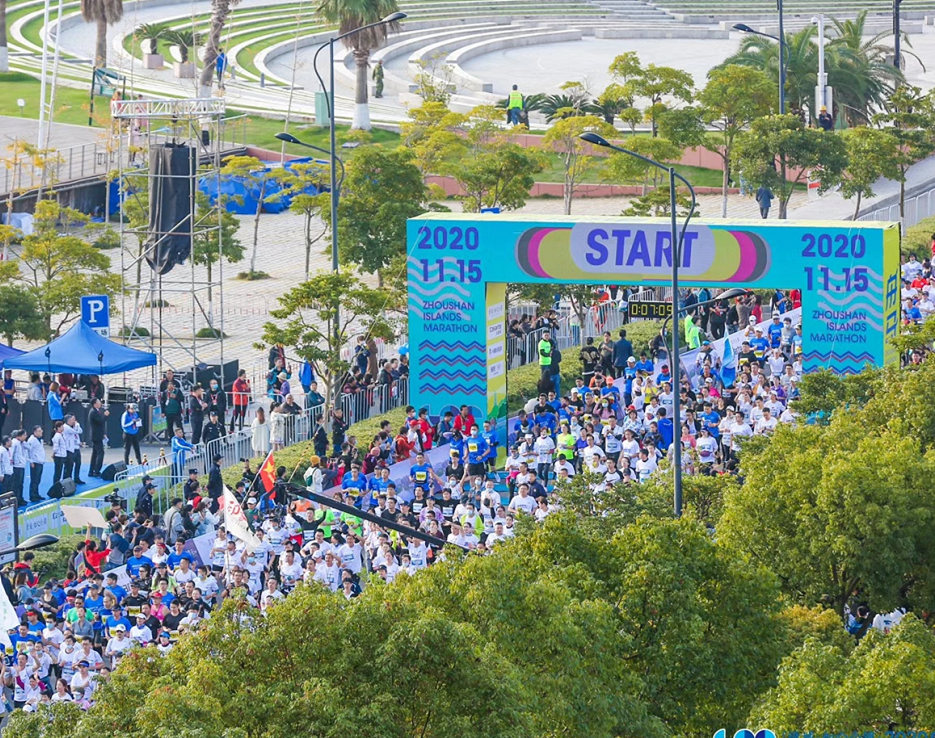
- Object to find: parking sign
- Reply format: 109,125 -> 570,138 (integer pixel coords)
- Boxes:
80,294 -> 110,338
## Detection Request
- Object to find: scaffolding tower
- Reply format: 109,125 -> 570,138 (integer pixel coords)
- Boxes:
113,97 -> 226,390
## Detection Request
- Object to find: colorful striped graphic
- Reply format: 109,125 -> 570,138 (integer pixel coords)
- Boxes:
514,225 -> 771,283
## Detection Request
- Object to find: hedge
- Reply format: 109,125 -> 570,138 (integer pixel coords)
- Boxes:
220,320 -> 663,488
903,216 -> 935,260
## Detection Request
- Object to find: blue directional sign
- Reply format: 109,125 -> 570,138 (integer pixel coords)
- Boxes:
80,295 -> 110,338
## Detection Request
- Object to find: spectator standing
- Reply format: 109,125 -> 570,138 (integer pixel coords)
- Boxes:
612,329 -> 633,378
230,370 -> 250,432
160,382 -> 184,438
251,407 -> 270,456
121,403 -> 142,466
88,399 -> 108,478
63,414 -> 85,485
188,387 -> 207,445
25,426 -> 44,503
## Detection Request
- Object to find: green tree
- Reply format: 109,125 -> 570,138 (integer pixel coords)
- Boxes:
455,141 -> 544,212
734,113 -> 848,218
751,615 -> 935,734
840,126 -> 901,218
609,53 -> 694,137
278,161 -> 330,280
698,64 -> 775,217
719,420 -> 935,619
13,200 -> 120,334
191,191 -> 243,327
261,272 -> 400,417
542,114 -> 615,214
398,102 -> 467,177
317,0 -> 402,131
330,146 -> 428,283
0,283 -> 48,344
603,135 -> 681,193
220,155 -> 280,279
872,85 -> 935,219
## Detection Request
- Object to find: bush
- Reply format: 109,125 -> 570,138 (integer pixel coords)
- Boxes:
903,215 -> 935,260
120,325 -> 150,337
196,327 -> 227,338
236,270 -> 271,281
28,534 -> 85,580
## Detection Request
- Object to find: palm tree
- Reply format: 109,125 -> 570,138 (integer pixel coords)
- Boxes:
199,0 -> 240,95
718,26 -> 818,118
826,11 -> 906,125
81,0 -> 123,67
317,0 -> 402,130
166,28 -> 201,63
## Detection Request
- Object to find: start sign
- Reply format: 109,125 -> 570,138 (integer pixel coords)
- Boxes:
627,300 -> 671,320
406,214 -> 901,442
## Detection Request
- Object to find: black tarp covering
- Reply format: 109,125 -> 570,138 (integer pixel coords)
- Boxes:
145,143 -> 196,275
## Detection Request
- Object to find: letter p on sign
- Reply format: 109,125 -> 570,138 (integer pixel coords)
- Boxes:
81,294 -> 110,338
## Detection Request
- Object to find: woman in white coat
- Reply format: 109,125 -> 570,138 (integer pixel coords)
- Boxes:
251,406 -> 270,456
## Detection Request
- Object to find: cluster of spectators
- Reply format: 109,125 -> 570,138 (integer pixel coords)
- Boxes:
901,252 -> 935,324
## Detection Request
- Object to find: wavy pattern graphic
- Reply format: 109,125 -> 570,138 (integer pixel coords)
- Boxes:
419,340 -> 485,353
430,355 -> 486,367
419,382 -> 486,396
803,349 -> 877,366
418,368 -> 486,382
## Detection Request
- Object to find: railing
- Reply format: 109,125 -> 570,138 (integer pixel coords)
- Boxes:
857,186 -> 935,229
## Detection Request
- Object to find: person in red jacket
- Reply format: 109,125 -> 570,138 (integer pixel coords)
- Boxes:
453,405 -> 475,435
82,525 -> 111,575
230,369 -> 251,433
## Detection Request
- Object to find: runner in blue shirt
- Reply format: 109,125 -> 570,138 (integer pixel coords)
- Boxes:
750,329 -> 771,363
409,452 -> 437,492
341,467 -> 368,500
656,408 -> 674,451
701,402 -> 720,439
635,353 -> 654,374
481,419 -> 499,469
766,314 -> 783,348
464,426 -> 489,477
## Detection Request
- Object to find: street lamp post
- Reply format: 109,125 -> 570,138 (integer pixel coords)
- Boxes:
579,131 -> 697,517
894,0 -> 903,71
309,11 -> 407,275
733,10 -> 786,115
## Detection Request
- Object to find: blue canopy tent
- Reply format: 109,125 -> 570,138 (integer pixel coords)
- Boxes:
4,320 -> 156,374
0,344 -> 25,366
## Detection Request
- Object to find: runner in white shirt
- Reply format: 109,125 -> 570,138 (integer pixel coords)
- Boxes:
620,430 -> 641,463
407,539 -> 428,570
635,449 -> 657,483
729,411 -> 754,457
696,427 -> 718,469
314,552 -> 341,591
508,485 -> 537,515
336,533 -> 363,575
755,407 -> 778,435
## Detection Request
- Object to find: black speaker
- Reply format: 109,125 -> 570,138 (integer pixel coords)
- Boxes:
102,462 -> 127,482
201,129 -> 210,146
145,143 -> 196,275
47,479 -> 77,499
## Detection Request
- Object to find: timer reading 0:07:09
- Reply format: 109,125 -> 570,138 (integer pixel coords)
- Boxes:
417,258 -> 483,284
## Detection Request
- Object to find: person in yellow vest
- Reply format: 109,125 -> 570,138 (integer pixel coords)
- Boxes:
507,84 -> 523,125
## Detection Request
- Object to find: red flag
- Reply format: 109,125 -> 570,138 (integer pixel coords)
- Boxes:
259,452 -> 277,493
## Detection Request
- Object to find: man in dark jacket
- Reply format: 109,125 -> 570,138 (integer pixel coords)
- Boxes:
188,386 -> 207,445
202,411 -> 225,445
88,398 -> 108,477
207,454 -> 223,513
612,329 -> 633,378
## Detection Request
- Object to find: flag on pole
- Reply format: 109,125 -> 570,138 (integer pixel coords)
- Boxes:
258,451 -> 277,493
222,486 -> 260,552
721,337 -> 737,387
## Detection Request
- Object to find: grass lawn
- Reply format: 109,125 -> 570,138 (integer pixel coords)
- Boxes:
0,72 -> 109,127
